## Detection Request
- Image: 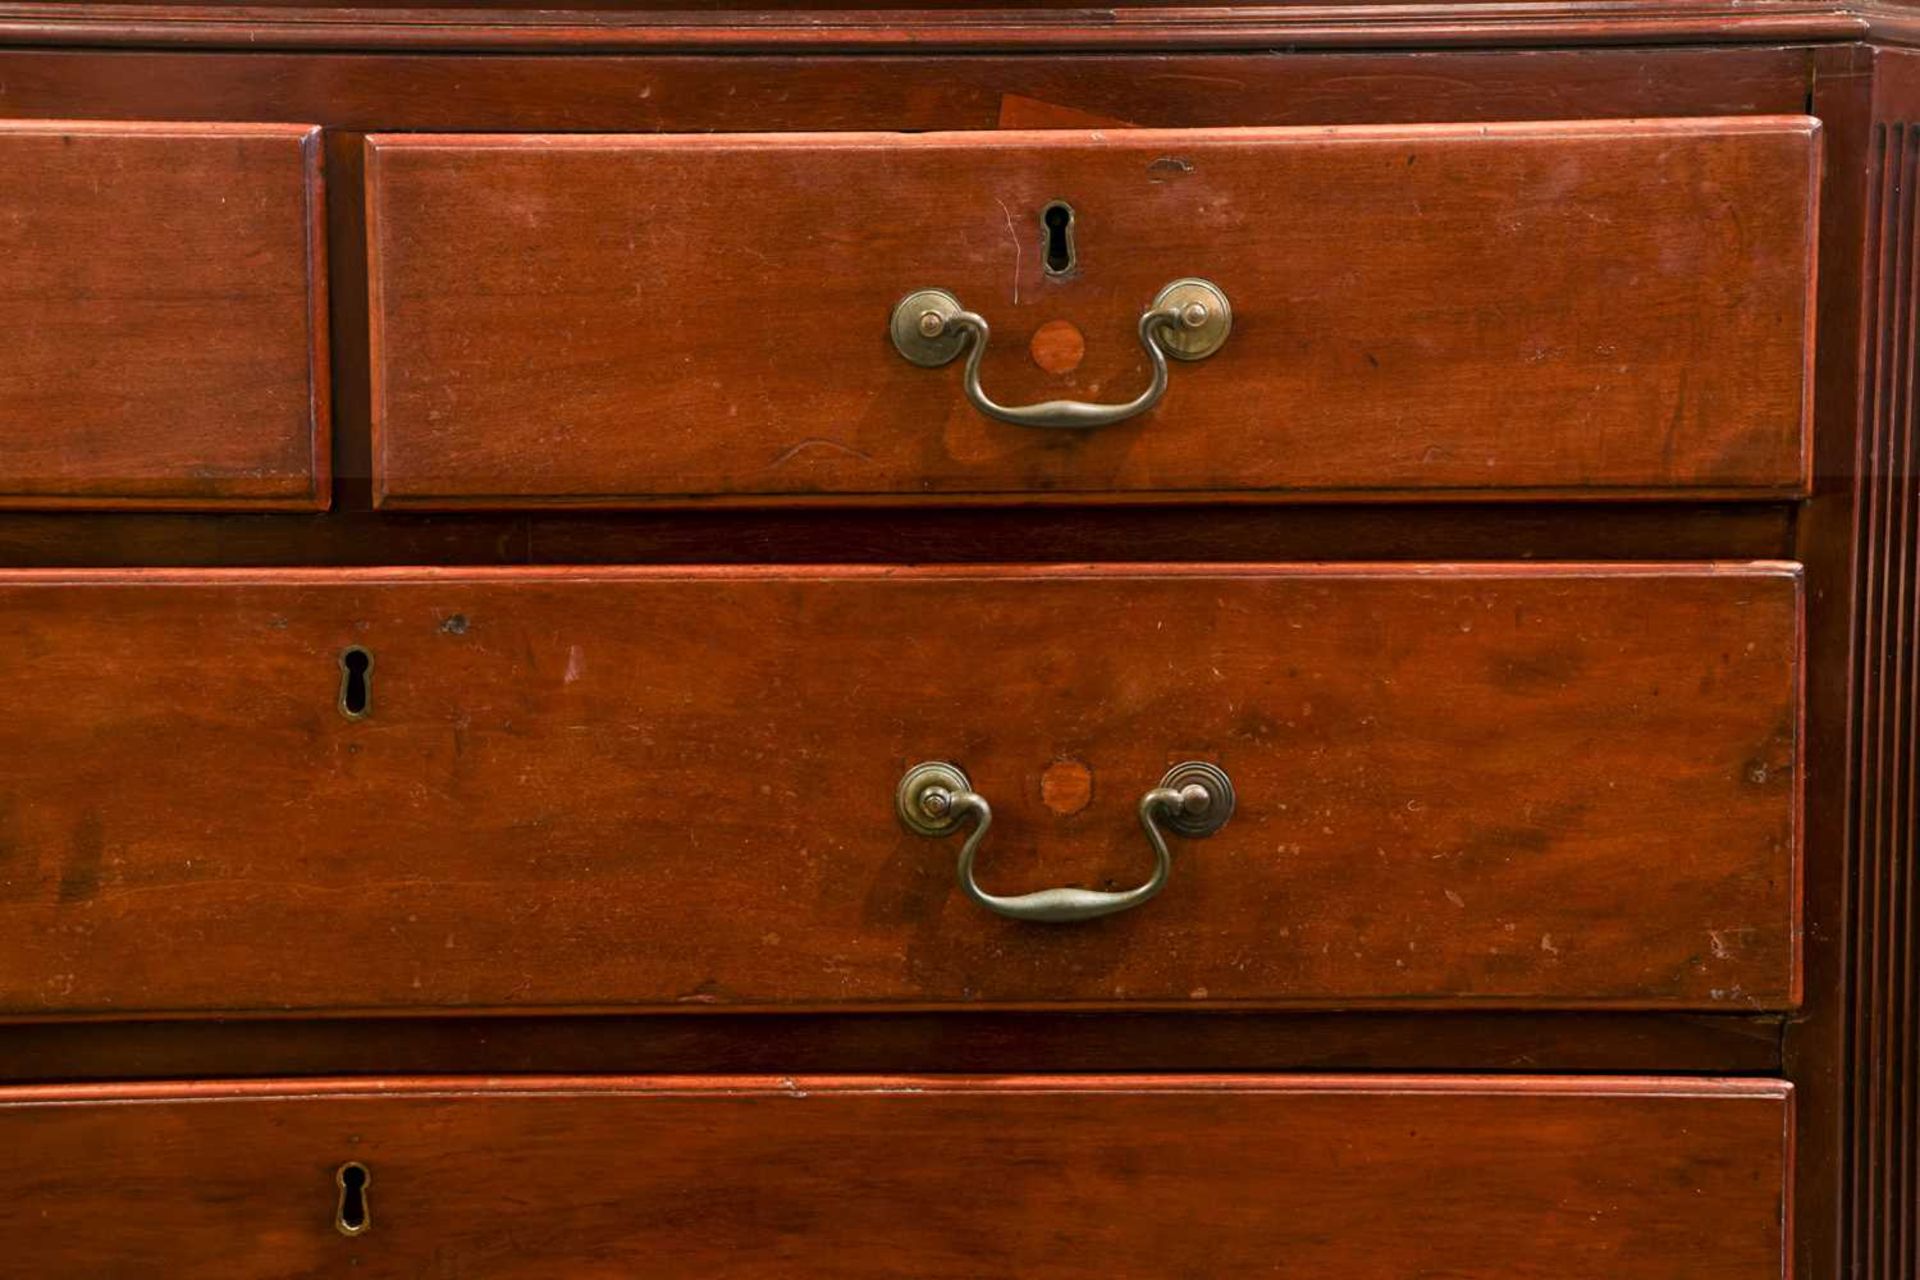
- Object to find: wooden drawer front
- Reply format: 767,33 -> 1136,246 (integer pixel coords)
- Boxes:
0,1076 -> 1790,1278
0,565 -> 1798,1016
366,118 -> 1816,507
0,122 -> 328,509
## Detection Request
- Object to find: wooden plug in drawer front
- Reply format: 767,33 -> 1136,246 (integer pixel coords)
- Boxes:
0,1076 -> 1791,1278
0,564 -> 1798,1016
0,121 -> 328,510
366,117 -> 1817,508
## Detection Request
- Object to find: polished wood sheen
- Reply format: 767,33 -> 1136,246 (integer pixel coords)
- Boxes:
0,0 -> 1870,52
1834,48 -> 1920,1280
0,1075 -> 1793,1278
0,46 -> 1818,134
366,118 -> 1817,506
0,564 -> 1799,1015
0,120 -> 328,508
0,17 -> 1894,1274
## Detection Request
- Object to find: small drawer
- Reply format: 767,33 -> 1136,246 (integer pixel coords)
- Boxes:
0,121 -> 328,509
0,564 -> 1798,1016
366,117 -> 1816,507
0,1075 -> 1790,1277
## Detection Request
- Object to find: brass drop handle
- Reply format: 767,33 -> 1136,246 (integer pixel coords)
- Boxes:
896,761 -> 1234,923
889,279 -> 1231,430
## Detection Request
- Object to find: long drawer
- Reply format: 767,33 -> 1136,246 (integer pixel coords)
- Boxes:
366,117 -> 1818,506
0,564 -> 1799,1016
0,1075 -> 1792,1277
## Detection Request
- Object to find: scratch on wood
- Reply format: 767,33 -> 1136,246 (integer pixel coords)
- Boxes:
766,438 -> 875,470
996,197 -> 1022,303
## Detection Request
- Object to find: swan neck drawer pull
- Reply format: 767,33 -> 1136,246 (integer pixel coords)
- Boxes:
888,278 -> 1231,430
895,760 -> 1235,923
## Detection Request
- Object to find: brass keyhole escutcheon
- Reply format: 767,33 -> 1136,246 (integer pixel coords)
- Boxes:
1041,200 -> 1077,275
338,646 -> 373,720
335,1161 -> 371,1237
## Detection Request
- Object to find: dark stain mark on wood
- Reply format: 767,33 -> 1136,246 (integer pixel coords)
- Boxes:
58,812 -> 104,904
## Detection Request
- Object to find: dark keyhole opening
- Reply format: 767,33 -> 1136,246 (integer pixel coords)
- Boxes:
335,1162 -> 371,1236
1042,201 -> 1076,275
338,647 -> 372,720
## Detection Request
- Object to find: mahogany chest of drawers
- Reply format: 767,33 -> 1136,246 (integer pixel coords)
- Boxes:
0,2 -> 1911,1275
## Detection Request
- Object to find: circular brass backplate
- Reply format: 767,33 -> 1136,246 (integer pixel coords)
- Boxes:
1151,278 -> 1233,361
1158,760 -> 1236,838
889,290 -> 969,367
896,760 -> 973,836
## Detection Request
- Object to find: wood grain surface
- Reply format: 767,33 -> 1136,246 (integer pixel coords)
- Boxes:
1831,49 -> 1920,1280
0,563 -> 1800,1015
366,118 -> 1816,506
0,47 -> 1816,135
0,1074 -> 1793,1278
0,27 -> 1840,1276
0,120 -> 328,508
0,0 -> 1867,52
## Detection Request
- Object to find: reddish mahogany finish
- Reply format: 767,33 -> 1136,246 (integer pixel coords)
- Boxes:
366,119 -> 1816,506
0,1075 -> 1792,1278
0,46 -> 1819,134
0,0 -> 1870,52
1827,45 -> 1920,1280
0,9 -> 1914,1277
0,120 -> 328,509
0,564 -> 1798,1015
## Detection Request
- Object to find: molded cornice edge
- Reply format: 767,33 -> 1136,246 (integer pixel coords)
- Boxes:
0,0 -> 1882,53
1857,0 -> 1920,44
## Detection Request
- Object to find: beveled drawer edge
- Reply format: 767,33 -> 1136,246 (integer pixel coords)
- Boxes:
0,558 -> 1808,586
0,1071 -> 1797,1107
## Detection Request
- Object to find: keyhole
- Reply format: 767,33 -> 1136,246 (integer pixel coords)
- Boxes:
335,1162 -> 371,1236
1041,201 -> 1076,275
338,647 -> 372,720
